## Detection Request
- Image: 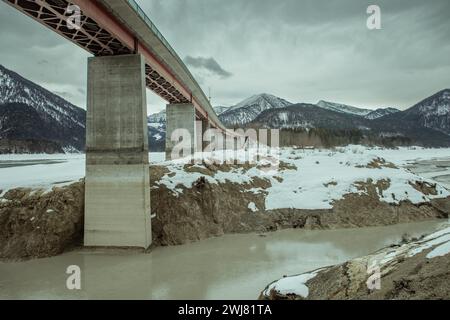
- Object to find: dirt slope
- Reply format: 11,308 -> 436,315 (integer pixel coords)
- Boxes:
0,164 -> 449,260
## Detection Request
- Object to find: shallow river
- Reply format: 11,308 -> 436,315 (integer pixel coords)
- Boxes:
0,220 -> 447,300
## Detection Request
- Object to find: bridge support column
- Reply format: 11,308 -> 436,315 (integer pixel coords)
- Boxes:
196,117 -> 211,153
84,54 -> 152,249
165,103 -> 195,160
202,118 -> 211,152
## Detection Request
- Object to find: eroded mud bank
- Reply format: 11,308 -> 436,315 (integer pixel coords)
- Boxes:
1,163 -> 449,260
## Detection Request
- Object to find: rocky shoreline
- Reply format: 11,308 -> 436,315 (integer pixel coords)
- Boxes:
260,225 -> 450,300
1,163 -> 450,261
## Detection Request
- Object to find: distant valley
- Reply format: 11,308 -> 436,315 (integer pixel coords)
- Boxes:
1,64 -> 449,153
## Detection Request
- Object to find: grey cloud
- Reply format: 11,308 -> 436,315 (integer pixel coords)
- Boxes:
184,56 -> 232,79
1,0 -> 449,113
137,0 -> 450,110
0,2 -> 89,109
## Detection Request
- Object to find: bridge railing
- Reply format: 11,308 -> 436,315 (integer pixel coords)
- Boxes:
127,0 -> 210,108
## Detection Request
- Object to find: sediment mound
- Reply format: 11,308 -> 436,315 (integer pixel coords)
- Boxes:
1,149 -> 450,260
0,166 -> 449,260
0,182 -> 84,260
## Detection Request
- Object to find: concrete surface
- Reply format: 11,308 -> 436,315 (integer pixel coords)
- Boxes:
85,54 -> 152,249
166,103 -> 196,160
97,0 -> 224,130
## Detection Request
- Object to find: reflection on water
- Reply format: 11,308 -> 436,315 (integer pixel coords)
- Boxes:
0,220 -> 446,300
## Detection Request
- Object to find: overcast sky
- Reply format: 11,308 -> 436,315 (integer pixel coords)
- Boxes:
0,0 -> 449,114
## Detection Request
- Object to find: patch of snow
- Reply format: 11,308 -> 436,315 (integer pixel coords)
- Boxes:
407,231 -> 450,258
248,188 -> 265,195
264,270 -> 321,298
148,122 -> 163,129
278,112 -> 289,123
248,202 -> 258,212
150,152 -> 166,164
62,145 -> 80,154
376,226 -> 450,265
423,227 -> 450,241
426,240 -> 450,259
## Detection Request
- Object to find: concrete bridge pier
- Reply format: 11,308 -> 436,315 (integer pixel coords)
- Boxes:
197,117 -> 211,153
84,54 -> 152,249
166,103 -> 196,160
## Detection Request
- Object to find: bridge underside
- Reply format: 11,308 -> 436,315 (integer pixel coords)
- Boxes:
5,0 -> 190,104
4,0 -> 234,249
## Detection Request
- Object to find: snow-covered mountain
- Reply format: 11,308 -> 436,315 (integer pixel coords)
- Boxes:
213,105 -> 230,115
3,61 -> 448,153
147,113 -> 166,152
0,65 -> 86,153
365,107 -> 400,120
148,110 -> 166,123
219,93 -> 292,127
391,89 -> 450,135
316,100 -> 399,120
316,100 -> 373,117
252,103 -> 368,130
251,102 -> 450,147
145,94 -> 293,146
0,65 -> 85,129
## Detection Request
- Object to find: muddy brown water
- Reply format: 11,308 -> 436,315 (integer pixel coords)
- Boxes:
0,220 -> 447,300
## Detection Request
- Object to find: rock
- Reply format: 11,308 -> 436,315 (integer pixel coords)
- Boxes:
260,226 -> 450,300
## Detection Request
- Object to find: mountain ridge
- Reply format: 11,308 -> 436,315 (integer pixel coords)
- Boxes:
219,93 -> 292,127
1,64 -> 449,153
0,65 -> 86,153
316,100 -> 400,120
385,88 -> 450,135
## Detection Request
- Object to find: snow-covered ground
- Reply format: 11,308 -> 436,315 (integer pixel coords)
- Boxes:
263,148 -> 450,209
1,147 -> 450,210
0,153 -> 165,192
0,154 -> 85,192
155,146 -> 450,209
262,269 -> 322,298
